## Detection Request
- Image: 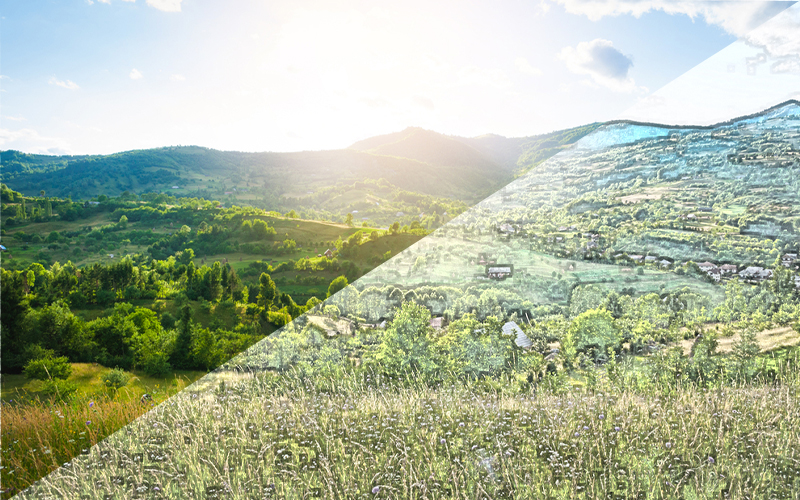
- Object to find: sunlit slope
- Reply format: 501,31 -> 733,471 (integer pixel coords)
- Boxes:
16,102 -> 800,500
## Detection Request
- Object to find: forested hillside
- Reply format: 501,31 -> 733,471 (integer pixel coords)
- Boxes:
0,124 -> 599,227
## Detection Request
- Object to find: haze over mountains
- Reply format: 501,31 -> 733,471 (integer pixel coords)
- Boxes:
0,124 -> 600,226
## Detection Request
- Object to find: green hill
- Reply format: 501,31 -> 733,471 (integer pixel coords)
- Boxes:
1,124 -> 600,228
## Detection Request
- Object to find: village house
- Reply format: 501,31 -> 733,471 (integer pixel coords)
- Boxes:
628,255 -> 644,263
697,262 -> 717,272
499,223 -> 515,234
719,264 -> 738,274
739,266 -> 773,282
429,317 -> 445,330
782,253 -> 797,268
323,249 -> 334,259
644,256 -> 657,263
659,259 -> 672,268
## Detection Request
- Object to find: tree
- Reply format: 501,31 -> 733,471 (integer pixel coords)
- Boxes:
170,305 -> 195,369
40,190 -> 46,197
367,301 -> 436,378
327,275 -> 348,298
567,308 -> 621,362
345,213 -> 354,226
257,273 -> 278,309
118,215 -> 129,229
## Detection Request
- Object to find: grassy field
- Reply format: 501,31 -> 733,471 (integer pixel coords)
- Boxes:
10,355 -> 800,500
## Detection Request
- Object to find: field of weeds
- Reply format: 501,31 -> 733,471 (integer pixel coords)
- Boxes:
12,362 -> 800,500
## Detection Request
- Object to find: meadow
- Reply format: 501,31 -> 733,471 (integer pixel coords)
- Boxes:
11,352 -> 800,500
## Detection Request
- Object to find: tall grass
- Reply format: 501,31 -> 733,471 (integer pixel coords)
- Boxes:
12,361 -> 800,500
1,386 -> 181,499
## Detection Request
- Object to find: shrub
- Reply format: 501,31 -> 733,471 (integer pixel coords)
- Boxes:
39,379 -> 78,401
23,356 -> 73,381
102,368 -> 130,390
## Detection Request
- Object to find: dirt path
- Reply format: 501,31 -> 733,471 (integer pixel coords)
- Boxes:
680,325 -> 800,356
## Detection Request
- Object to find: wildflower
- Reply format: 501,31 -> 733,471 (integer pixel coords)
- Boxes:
86,421 -> 91,425
583,426 -> 588,431
708,456 -> 715,464
665,442 -> 672,449
372,486 -> 380,494
89,402 -> 94,408
598,414 -> 604,420
440,438 -> 446,444
614,427 -> 620,432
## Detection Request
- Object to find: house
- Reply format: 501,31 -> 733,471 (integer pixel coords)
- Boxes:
501,321 -> 533,349
629,255 -> 644,263
739,266 -> 772,281
644,256 -> 657,263
697,262 -> 717,272
323,249 -> 334,259
429,317 -> 445,330
499,223 -> 515,234
487,264 -> 513,280
707,268 -> 721,282
795,276 -> 800,289
782,254 -> 797,268
659,259 -> 672,268
171,186 -> 180,189
719,264 -> 738,274
558,226 -> 568,232
697,206 -> 713,212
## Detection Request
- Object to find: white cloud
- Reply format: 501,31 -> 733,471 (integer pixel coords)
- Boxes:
412,95 -> 435,111
550,1 -> 798,58
146,0 -> 181,12
3,115 -> 26,122
170,74 -> 186,81
48,76 -> 80,90
0,128 -> 72,155
559,38 -> 641,92
515,57 -> 543,76
457,65 -> 512,88
130,68 -> 143,80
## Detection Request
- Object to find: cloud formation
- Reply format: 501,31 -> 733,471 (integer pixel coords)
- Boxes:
515,57 -> 543,76
559,39 -> 639,92
551,1 -> 799,61
550,0 -> 791,34
48,76 -> 80,90
412,95 -> 435,110
130,68 -> 143,80
0,127 -> 72,154
170,74 -> 186,81
146,0 -> 182,12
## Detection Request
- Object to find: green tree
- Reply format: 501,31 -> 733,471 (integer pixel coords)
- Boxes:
367,301 -> 436,378
118,214 -> 129,229
567,308 -> 621,362
345,213 -> 354,226
170,305 -> 195,369
257,272 -> 278,309
327,275 -> 348,298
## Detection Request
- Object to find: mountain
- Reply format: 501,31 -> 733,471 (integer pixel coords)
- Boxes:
0,123 -> 600,226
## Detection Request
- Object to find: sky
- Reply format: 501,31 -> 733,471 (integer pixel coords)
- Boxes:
0,0 -> 797,155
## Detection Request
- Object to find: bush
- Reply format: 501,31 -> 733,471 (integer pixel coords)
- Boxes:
102,368 -> 130,390
39,379 -> 78,401
23,356 -> 73,381
141,353 -> 172,377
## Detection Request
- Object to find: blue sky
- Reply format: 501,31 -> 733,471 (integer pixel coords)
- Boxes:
1,1 -> 797,154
